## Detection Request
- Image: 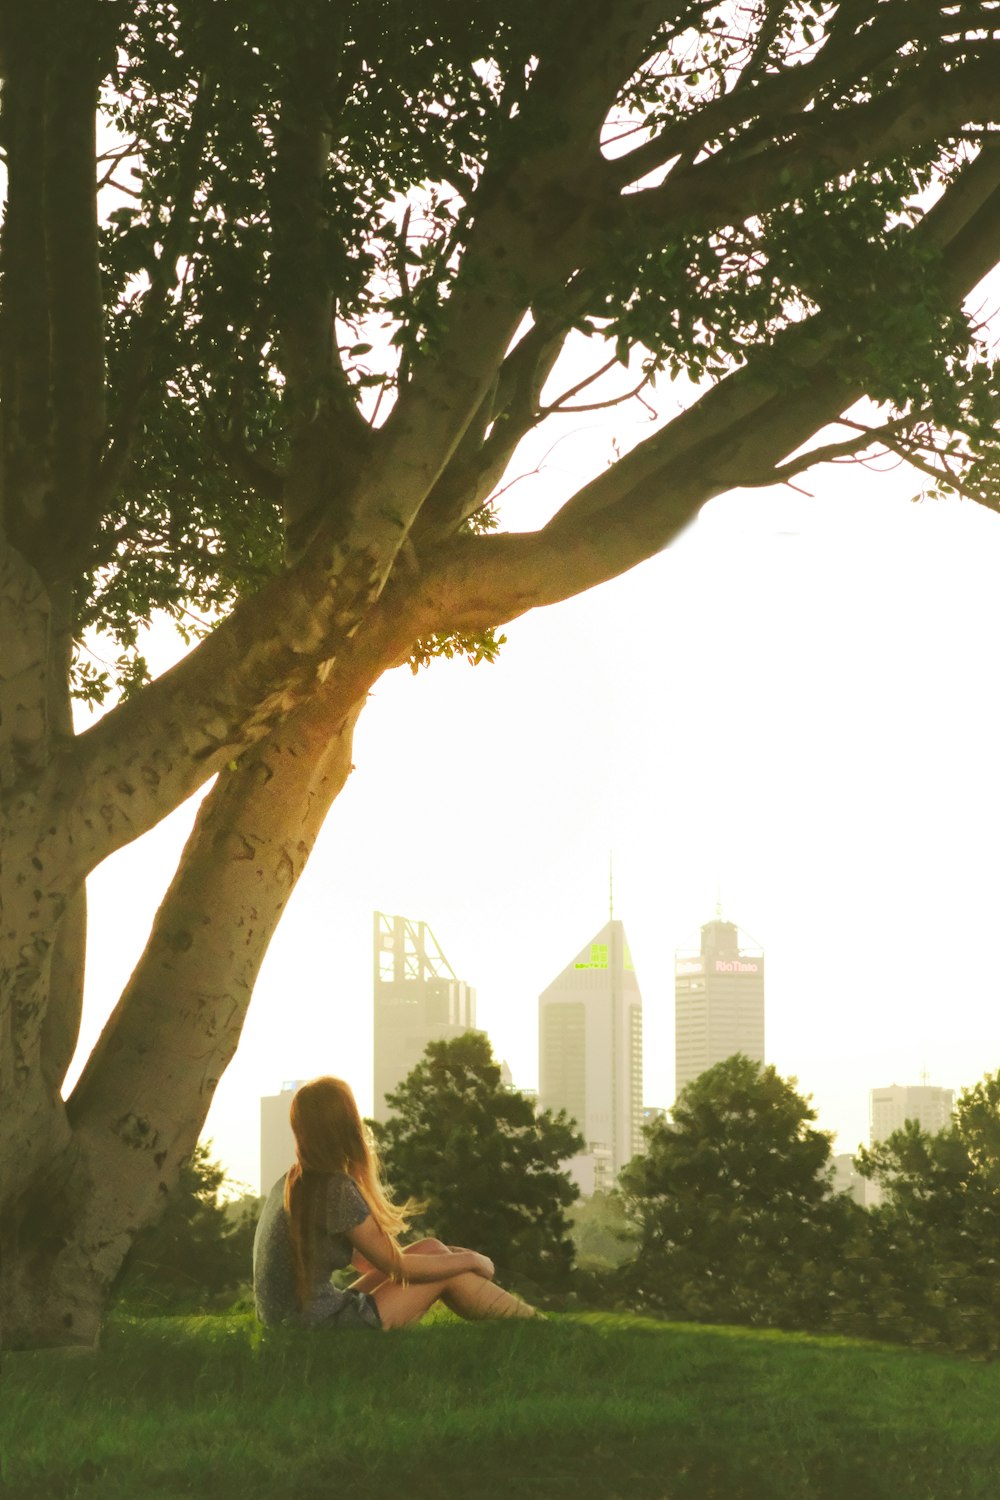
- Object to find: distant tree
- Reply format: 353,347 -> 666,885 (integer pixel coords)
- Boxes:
113,1143 -> 258,1314
619,1055 -> 856,1329
569,1191 -> 636,1273
371,1032 -> 583,1293
846,1072 -> 1000,1356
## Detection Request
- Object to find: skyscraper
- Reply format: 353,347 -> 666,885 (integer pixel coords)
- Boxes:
865,1082 -> 954,1207
674,917 -> 764,1095
537,919 -> 643,1178
259,1079 -> 304,1193
869,1083 -> 954,1145
372,911 -> 476,1120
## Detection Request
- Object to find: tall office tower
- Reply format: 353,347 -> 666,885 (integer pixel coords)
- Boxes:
831,1153 -> 870,1207
373,911 -> 476,1120
869,1083 -> 954,1145
260,1080 -> 305,1193
674,918 -> 765,1096
537,919 -> 644,1178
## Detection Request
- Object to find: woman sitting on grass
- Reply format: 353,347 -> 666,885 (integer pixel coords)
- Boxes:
253,1075 -> 537,1331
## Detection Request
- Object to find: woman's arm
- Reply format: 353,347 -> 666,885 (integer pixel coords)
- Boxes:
351,1241 -> 475,1276
347,1217 -> 494,1284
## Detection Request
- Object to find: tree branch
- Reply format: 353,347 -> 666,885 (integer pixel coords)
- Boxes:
877,433 -> 978,495
540,353 -> 621,413
764,421 -> 913,484
413,315 -> 567,540
355,1 -> 675,538
357,22 -> 1000,557
606,1 -> 972,194
613,53 -> 999,243
727,0 -> 787,96
540,361 -> 653,416
417,144 -> 1000,630
420,351 -> 858,630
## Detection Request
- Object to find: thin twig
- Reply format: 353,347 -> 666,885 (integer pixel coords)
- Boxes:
539,353 -> 620,413
541,372 -> 653,417
98,173 -> 142,197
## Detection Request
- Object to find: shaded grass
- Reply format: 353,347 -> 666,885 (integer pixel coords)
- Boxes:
3,1312 -> 1000,1500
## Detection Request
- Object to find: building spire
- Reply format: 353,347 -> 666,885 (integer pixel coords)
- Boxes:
609,850 -> 614,922
715,882 -> 723,920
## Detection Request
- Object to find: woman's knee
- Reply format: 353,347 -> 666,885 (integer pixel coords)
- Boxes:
405,1237 -> 449,1256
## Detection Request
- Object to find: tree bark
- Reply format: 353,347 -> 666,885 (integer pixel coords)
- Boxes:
0,547 -> 81,1255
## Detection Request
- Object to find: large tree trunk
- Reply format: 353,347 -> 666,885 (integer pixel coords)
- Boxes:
0,2 -> 109,1279
0,548 -> 83,1302
1,692 -> 363,1348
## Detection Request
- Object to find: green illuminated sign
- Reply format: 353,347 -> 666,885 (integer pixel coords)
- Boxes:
575,943 -> 608,970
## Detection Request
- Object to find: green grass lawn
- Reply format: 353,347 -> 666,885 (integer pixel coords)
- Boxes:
3,1312 -> 998,1500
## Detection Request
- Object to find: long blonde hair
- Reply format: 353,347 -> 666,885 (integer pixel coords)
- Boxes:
283,1076 -> 411,1306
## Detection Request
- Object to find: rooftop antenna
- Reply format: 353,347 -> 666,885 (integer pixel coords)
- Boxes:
715,882 -> 723,920
609,850 -> 615,923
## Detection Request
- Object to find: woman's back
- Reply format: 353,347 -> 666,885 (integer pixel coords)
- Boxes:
252,1171 -> 371,1327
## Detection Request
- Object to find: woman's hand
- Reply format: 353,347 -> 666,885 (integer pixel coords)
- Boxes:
469,1252 -> 495,1280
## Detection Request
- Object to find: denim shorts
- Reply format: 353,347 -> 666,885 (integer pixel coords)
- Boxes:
318,1289 -> 382,1331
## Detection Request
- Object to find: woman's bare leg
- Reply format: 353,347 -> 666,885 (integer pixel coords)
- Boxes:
371,1274 -> 452,1329
440,1275 -> 537,1322
366,1238 -> 537,1329
373,1269 -> 536,1329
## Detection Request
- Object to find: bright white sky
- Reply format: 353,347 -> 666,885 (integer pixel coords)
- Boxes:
67,369 -> 1000,1195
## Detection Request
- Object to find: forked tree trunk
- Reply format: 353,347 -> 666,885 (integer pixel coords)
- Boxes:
1,693 -> 364,1348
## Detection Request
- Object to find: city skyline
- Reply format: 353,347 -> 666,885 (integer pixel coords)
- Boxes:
245,887 -> 965,1195
251,923 -> 965,1203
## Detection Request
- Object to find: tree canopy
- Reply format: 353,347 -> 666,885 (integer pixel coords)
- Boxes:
618,1055 -> 855,1326
372,1031 -> 582,1294
4,0 -> 1000,1348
